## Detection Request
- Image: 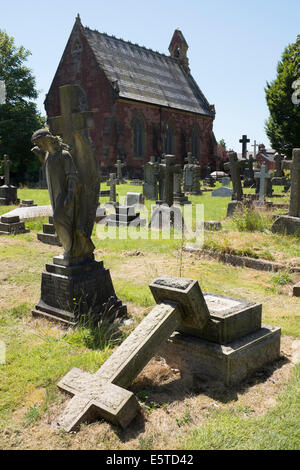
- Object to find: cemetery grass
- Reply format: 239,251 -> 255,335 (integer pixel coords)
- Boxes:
0,186 -> 299,450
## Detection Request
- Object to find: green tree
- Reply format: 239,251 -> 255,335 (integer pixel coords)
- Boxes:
0,30 -> 45,183
218,138 -> 226,149
265,35 -> 300,158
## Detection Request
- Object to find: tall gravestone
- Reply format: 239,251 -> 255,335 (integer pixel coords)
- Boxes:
173,167 -> 190,205
224,152 -> 245,216
183,153 -> 202,195
272,149 -> 300,235
0,155 -> 19,205
31,85 -> 126,326
114,159 -> 126,184
143,156 -> 158,200
255,163 -> 271,204
272,153 -> 286,186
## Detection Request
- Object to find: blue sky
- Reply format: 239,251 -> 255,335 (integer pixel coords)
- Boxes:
1,0 -> 299,152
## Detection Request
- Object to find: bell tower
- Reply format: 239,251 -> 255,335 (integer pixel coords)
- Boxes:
168,29 -> 190,73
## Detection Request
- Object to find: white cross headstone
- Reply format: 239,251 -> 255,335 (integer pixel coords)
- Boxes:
255,163 -> 271,203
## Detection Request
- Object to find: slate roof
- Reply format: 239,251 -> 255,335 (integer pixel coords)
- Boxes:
83,27 -> 214,117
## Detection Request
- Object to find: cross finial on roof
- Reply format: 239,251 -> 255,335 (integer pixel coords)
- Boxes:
76,13 -> 81,23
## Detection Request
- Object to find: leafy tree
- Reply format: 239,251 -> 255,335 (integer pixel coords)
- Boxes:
0,30 -> 45,183
218,138 -> 227,149
265,35 -> 300,158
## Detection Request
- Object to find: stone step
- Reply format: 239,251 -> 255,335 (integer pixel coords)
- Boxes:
178,293 -> 262,345
0,221 -> 28,235
37,232 -> 61,246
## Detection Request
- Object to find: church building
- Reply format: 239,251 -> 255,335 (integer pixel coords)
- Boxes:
45,15 -> 217,177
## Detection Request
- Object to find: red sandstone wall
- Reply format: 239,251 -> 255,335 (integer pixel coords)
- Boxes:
45,21 -> 215,177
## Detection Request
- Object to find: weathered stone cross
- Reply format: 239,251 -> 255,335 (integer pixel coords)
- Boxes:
159,155 -> 181,206
1,154 -> 11,186
56,276 -> 210,431
282,149 -> 300,217
48,85 -> 94,151
107,173 -> 117,203
239,135 -> 250,160
255,163 -> 271,203
114,159 -> 125,181
224,151 -> 244,201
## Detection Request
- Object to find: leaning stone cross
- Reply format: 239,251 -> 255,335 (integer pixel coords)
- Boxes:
224,151 -> 244,201
107,173 -> 117,203
239,134 -> 250,160
282,149 -> 300,217
255,163 -> 271,203
56,276 -> 210,431
114,159 -> 125,180
48,85 -> 94,151
1,154 -> 11,186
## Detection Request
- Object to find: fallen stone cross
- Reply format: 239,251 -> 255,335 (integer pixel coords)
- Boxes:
56,276 -> 210,431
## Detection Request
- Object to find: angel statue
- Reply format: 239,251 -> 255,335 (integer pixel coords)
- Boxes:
31,128 -> 99,261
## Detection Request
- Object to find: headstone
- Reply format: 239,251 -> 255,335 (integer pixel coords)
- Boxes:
106,173 -> 118,204
239,134 -> 250,160
31,84 -> 126,326
114,159 -> 126,184
272,149 -> 300,235
56,276 -> 210,431
212,178 -> 233,197
0,155 -> 19,205
254,163 -> 271,203
243,155 -> 256,188
124,192 -> 144,207
173,167 -> 191,205
20,200 -> 37,208
224,152 -> 244,201
150,155 -> 185,229
37,216 -> 62,246
0,215 -> 29,235
183,153 -> 202,195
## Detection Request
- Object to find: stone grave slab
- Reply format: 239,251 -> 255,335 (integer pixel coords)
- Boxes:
212,186 -> 233,197
3,205 -> 53,221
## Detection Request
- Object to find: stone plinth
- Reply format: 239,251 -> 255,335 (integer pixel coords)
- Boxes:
0,215 -> 29,235
293,282 -> 300,297
99,205 -> 146,227
160,326 -> 281,386
159,291 -> 281,386
32,255 -> 127,326
149,204 -> 185,231
37,216 -> 61,246
20,199 -> 37,208
272,177 -> 287,186
204,221 -> 222,231
271,215 -> 300,236
0,185 -> 19,205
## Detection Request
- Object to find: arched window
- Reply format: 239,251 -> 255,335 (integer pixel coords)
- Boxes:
164,122 -> 174,154
191,127 -> 200,159
133,118 -> 144,158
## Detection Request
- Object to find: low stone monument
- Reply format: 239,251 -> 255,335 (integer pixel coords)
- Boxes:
56,275 -> 281,431
0,214 -> 29,235
31,84 -> 126,326
37,216 -> 61,246
124,192 -> 144,207
212,177 -> 233,197
20,199 -> 37,208
272,148 -> 300,235
99,203 -> 146,227
143,156 -> 158,200
183,153 -> 202,195
0,154 -> 19,205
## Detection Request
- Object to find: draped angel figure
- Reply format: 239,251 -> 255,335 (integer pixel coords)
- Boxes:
31,128 -> 99,260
